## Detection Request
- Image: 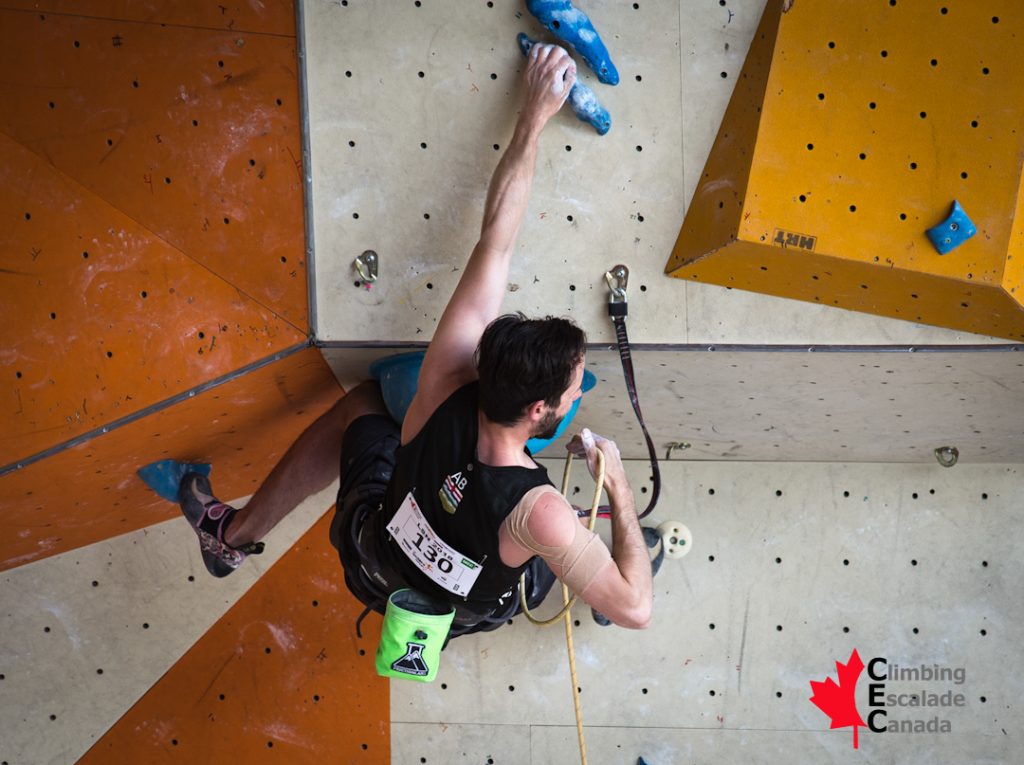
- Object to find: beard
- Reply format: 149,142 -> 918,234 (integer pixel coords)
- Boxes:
532,408 -> 564,441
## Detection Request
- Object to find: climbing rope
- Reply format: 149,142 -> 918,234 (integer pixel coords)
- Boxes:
518,448 -> 605,765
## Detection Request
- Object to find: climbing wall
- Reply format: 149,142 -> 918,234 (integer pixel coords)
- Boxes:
307,0 -> 1012,348
1,1 -> 1022,764
0,2 -> 387,763
76,511 -> 388,764
0,483 -> 351,764
390,459 -> 1022,763
310,0 -> 1021,461
303,1 -> 1023,763
0,1 -> 314,566
324,345 -> 1024,463
667,0 -> 1024,341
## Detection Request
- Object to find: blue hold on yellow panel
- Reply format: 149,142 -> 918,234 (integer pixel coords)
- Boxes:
926,200 -> 977,255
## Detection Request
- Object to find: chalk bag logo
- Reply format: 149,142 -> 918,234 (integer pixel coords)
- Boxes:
810,648 -> 965,749
391,642 -> 429,677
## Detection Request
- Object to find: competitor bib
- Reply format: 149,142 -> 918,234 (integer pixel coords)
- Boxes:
387,492 -> 483,596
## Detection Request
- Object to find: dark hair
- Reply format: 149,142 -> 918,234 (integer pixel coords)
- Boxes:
475,313 -> 586,426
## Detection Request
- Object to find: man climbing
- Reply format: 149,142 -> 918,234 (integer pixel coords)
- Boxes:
179,43 -> 652,637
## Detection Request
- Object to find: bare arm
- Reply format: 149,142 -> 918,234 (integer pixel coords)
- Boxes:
401,45 -> 577,445
580,468 -> 653,629
571,430 -> 653,628
511,431 -> 652,629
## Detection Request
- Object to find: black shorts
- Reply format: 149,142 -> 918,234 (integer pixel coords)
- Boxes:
329,413 -> 401,613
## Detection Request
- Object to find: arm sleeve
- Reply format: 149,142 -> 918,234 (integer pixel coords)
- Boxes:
503,485 -> 614,594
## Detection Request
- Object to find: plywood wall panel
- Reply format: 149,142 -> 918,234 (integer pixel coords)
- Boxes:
322,345 -> 1024,464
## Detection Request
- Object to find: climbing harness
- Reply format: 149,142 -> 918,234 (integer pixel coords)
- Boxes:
604,264 -> 661,520
518,448 -> 604,765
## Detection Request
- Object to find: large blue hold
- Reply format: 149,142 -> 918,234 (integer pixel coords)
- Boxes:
137,459 -> 211,503
517,33 -> 611,135
526,0 -> 619,85
369,351 -> 597,455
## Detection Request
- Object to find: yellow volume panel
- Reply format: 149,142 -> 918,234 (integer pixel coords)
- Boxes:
668,0 -> 1024,340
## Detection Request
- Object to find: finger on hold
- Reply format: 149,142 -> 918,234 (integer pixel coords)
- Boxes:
581,428 -> 596,451
563,65 -> 576,92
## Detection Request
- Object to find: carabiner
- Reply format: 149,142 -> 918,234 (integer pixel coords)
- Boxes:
354,250 -> 379,283
604,264 -> 629,303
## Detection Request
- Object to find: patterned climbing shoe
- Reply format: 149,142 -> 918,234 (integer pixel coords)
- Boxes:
178,472 -> 264,578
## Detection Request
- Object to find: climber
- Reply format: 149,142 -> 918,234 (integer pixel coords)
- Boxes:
177,43 -> 652,637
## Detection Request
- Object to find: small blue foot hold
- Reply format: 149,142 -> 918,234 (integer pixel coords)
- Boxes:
526,0 -> 619,85
517,34 -> 611,135
926,200 -> 976,255
137,459 -> 211,503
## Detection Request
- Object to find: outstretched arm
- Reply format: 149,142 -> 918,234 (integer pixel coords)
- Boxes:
401,45 -> 577,445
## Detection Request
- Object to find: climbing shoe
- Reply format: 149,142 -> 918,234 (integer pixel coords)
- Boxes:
178,472 -> 264,577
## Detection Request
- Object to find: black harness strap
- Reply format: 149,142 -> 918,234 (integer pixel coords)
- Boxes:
607,267 -> 660,520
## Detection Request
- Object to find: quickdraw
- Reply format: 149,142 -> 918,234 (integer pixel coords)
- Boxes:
604,264 -> 661,519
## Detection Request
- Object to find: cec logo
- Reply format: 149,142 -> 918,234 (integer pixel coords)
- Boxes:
809,649 -> 967,749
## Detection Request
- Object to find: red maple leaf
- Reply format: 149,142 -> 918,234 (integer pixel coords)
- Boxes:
809,648 -> 868,749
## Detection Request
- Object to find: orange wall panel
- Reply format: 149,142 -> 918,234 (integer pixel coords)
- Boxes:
78,511 -> 390,764
4,1 -> 294,36
0,7 -> 308,327
0,132 -> 307,465
0,346 -> 341,571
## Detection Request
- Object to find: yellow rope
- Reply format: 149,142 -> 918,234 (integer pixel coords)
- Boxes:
517,449 -> 604,765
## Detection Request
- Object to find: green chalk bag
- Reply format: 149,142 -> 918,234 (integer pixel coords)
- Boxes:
375,589 -> 455,683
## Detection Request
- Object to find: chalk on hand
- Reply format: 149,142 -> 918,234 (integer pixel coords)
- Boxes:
517,33 -> 611,135
581,427 -> 596,450
526,0 -> 619,85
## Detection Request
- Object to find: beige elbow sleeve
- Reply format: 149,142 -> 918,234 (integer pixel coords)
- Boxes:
505,486 -> 614,595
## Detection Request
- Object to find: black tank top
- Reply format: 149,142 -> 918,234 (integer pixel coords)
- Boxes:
370,382 -> 553,613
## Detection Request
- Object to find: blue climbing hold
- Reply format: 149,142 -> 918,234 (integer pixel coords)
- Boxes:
369,350 -> 597,455
525,368 -> 596,455
369,351 -> 425,426
526,0 -> 619,85
137,459 -> 211,503
517,33 -> 612,135
925,200 -> 976,255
